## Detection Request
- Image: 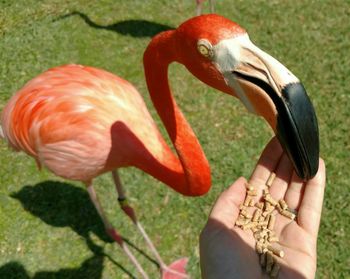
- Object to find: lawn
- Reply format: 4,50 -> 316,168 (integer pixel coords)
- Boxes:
0,0 -> 349,278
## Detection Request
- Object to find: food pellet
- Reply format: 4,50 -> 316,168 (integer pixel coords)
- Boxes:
280,209 -> 296,220
268,235 -> 279,243
268,214 -> 276,230
235,219 -> 246,226
258,220 -> 268,228
279,199 -> 288,210
244,196 -> 252,206
267,244 -> 285,258
262,205 -> 274,216
256,202 -> 264,209
247,189 -> 258,196
234,179 -> 296,278
240,209 -> 252,219
276,202 -> 283,213
266,172 -> 276,187
263,188 -> 269,196
265,194 -> 278,206
242,222 -> 257,230
252,209 -> 261,222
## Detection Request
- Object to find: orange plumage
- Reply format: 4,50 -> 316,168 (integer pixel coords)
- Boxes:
2,64 -> 180,183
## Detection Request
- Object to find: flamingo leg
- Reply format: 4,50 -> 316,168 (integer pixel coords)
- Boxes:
86,182 -> 149,279
209,0 -> 215,13
112,170 -> 189,279
196,2 -> 203,16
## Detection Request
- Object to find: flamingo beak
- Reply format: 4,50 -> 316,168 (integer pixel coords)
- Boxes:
234,70 -> 319,180
275,83 -> 319,180
213,35 -> 319,179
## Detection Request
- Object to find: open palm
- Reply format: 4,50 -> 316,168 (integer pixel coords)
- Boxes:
200,137 -> 326,279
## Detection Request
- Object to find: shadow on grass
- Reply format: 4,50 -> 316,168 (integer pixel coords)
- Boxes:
10,181 -> 110,243
57,11 -> 174,38
0,248 -> 104,279
0,240 -> 135,279
5,180 -> 158,278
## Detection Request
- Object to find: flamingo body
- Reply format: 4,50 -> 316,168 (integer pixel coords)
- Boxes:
1,64 -> 178,183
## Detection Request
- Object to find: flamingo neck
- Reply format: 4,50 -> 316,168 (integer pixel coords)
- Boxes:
141,30 -> 211,196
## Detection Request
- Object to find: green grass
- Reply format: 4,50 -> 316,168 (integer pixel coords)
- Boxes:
0,0 -> 349,278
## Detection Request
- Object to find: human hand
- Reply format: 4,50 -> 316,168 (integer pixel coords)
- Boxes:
200,137 -> 326,279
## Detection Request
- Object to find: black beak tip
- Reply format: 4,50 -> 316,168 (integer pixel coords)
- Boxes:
278,132 -> 319,180
276,82 -> 320,180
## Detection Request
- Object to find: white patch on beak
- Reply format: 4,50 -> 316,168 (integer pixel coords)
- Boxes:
240,39 -> 299,93
211,34 -> 300,114
212,34 -> 256,113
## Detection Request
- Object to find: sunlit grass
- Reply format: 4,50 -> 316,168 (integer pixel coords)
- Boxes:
0,0 -> 349,278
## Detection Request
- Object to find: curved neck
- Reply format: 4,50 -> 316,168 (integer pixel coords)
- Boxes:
141,30 -> 211,196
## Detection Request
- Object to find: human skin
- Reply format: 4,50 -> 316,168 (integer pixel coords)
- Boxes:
200,137 -> 326,279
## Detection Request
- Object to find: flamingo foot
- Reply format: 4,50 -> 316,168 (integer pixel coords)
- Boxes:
161,258 -> 190,279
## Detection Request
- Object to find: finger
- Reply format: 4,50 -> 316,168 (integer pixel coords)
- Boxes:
284,171 -> 305,210
269,152 -> 294,200
297,159 -> 326,237
209,177 -> 247,229
249,137 -> 284,189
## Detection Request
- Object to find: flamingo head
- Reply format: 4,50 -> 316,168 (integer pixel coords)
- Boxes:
174,14 -> 319,180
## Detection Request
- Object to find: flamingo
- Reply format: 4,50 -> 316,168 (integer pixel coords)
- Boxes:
196,0 -> 215,15
1,14 -> 319,279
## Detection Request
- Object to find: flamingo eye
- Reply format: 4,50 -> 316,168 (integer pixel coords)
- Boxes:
197,39 -> 213,58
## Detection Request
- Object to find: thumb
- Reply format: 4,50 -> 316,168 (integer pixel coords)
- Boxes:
209,177 -> 247,229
